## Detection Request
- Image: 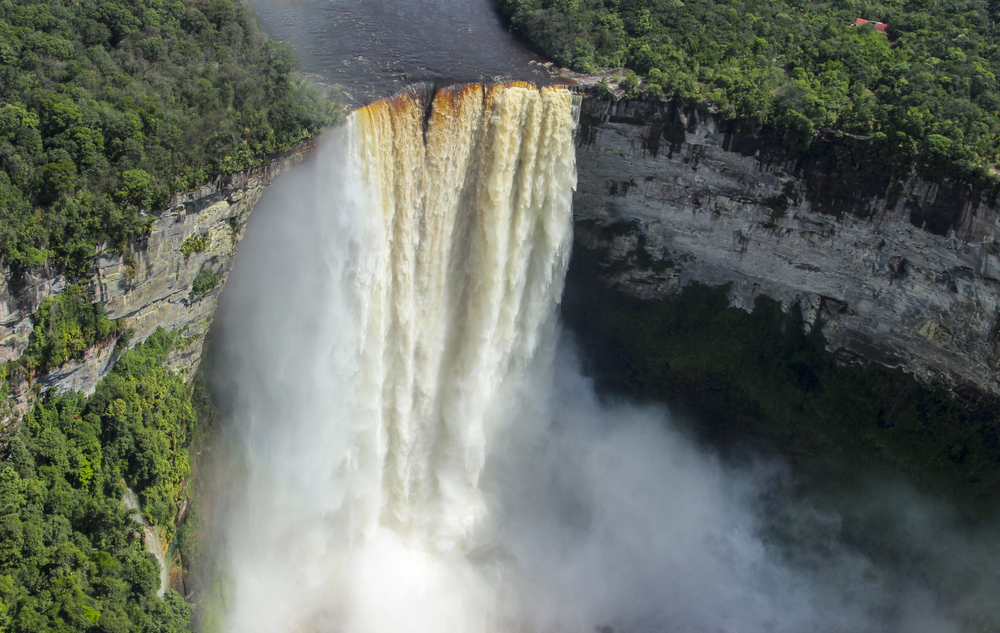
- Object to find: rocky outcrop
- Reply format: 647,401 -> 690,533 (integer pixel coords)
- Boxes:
573,97 -> 1000,397
0,141 -> 315,417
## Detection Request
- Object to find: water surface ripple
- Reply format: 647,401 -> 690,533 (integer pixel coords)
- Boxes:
249,0 -> 556,103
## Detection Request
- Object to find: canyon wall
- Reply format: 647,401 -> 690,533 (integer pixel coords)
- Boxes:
7,92 -> 1000,419
573,97 -> 1000,397
0,141 -> 315,418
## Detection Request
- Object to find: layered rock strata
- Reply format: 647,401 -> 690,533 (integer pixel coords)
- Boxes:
0,141 -> 315,417
573,97 -> 1000,397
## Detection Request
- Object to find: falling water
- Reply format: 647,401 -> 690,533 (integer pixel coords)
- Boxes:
221,83 -> 579,633
123,487 -> 169,598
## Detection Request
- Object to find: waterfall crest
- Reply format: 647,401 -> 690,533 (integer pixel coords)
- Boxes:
222,83 -> 579,633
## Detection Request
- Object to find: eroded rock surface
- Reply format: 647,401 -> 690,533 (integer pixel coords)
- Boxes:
574,98 -> 1000,396
0,141 -> 314,417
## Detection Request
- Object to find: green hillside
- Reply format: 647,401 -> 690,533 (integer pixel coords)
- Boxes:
0,0 -> 340,273
0,330 -> 197,633
498,0 -> 1000,186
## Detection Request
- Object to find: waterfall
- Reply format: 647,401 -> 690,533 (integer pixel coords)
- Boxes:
352,83 -> 578,547
221,83 -> 579,633
215,80 -> 991,633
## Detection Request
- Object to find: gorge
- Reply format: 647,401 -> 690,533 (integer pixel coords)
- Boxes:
201,83 -> 1000,632
3,0 -> 1000,631
571,97 -> 1000,398
3,83 -> 999,631
564,96 -> 1000,511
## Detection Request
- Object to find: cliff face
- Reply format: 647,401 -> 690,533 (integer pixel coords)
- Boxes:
6,94 -> 998,414
0,141 -> 314,417
574,98 -> 1000,397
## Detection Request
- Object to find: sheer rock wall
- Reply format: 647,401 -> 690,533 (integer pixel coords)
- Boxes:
573,97 -> 1000,397
6,93 -> 1000,417
0,141 -> 315,418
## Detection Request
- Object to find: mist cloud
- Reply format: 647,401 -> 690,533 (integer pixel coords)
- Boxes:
482,340 -> 997,633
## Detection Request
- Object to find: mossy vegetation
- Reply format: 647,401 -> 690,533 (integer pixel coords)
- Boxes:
0,328 -> 196,632
497,0 -> 1000,186
189,266 -> 218,299
563,246 -> 1000,518
0,0 -> 341,273
22,285 -> 127,374
180,233 -> 209,258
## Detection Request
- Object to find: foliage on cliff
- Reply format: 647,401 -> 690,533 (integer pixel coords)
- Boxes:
0,328 -> 195,632
0,0 -> 341,273
497,0 -> 1000,185
188,266 -> 217,299
21,285 -> 127,374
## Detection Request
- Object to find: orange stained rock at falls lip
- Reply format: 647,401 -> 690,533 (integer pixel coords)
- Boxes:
498,80 -> 535,91
356,82 -> 572,130
358,89 -> 420,122
387,90 -> 420,116
430,84 -> 484,121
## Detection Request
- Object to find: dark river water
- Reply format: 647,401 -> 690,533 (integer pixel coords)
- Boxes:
248,0 -> 556,104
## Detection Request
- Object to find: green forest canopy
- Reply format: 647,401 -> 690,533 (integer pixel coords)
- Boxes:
497,0 -> 1000,186
0,0 -> 340,272
0,329 -> 196,633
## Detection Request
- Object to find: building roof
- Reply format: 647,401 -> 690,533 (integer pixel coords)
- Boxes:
855,18 -> 889,34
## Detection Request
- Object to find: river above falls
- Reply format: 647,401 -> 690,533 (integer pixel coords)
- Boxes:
248,0 -> 557,104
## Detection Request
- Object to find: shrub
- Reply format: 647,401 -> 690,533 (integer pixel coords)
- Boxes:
180,232 -> 210,258
619,70 -> 639,92
595,77 -> 613,100
22,285 -> 127,373
190,266 -> 218,298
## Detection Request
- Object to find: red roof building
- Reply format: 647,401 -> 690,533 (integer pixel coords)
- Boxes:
855,18 -> 889,34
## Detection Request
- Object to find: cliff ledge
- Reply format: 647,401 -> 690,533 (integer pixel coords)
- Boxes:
574,97 -> 1000,398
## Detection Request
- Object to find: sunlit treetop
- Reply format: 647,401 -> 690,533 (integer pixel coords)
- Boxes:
0,0 -> 341,273
498,0 -> 1000,186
